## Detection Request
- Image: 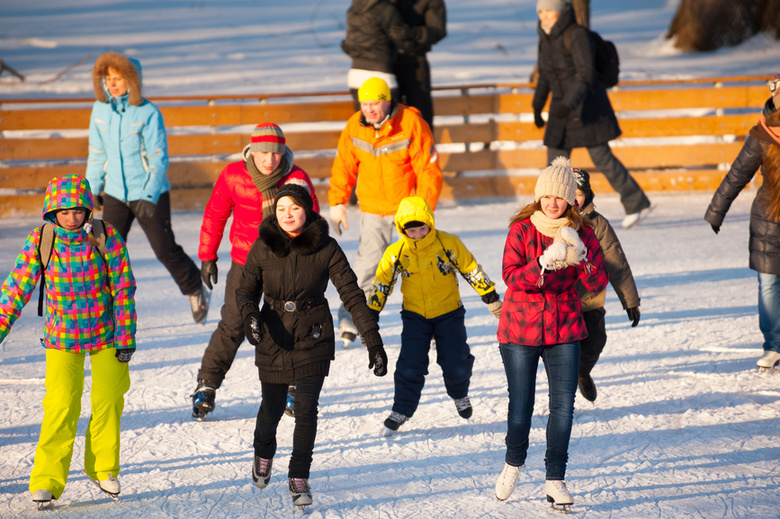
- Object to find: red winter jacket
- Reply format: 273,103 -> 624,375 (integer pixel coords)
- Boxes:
498,218 -> 608,346
198,150 -> 320,266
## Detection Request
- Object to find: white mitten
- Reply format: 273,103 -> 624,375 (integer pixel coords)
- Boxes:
488,299 -> 502,319
557,227 -> 587,266
539,242 -> 568,271
329,204 -> 348,236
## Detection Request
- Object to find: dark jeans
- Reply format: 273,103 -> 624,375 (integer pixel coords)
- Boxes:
499,341 -> 579,480
254,375 -> 325,479
394,54 -> 434,131
758,272 -> 780,353
198,262 -> 245,388
393,307 -> 474,417
102,192 -> 201,295
579,307 -> 607,376
548,144 -> 651,215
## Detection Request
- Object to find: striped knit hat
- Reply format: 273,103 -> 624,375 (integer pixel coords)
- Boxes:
250,122 -> 286,154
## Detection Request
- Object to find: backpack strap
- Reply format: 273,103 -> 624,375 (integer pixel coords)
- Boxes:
37,223 -> 55,317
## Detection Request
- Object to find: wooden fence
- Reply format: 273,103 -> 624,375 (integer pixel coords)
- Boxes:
0,75 -> 769,217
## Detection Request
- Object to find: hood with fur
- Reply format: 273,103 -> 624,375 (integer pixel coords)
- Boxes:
92,52 -> 143,106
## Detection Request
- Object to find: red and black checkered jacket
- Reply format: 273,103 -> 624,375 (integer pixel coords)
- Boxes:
498,218 -> 608,346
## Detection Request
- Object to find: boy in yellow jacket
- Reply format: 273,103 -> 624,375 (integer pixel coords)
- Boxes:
367,196 -> 502,435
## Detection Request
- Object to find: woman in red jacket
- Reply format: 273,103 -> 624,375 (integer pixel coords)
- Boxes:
191,122 -> 319,421
494,157 -> 608,512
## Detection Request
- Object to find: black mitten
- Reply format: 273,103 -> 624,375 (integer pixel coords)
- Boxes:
135,200 -> 156,219
534,109 -> 545,129
627,307 -> 641,327
244,310 -> 263,345
115,348 -> 135,363
368,345 -> 388,377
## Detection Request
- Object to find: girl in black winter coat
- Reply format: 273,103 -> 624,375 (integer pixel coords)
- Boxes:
235,183 -> 388,508
705,81 -> 780,372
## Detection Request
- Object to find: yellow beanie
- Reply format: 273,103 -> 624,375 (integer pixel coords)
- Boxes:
358,77 -> 391,102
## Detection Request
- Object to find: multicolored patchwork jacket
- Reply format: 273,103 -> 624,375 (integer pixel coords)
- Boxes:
0,174 -> 137,352
367,196 -> 497,319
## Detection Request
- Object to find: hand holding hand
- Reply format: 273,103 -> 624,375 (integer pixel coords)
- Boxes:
244,310 -> 263,345
201,260 -> 218,290
135,199 -> 156,219
558,227 -> 587,266
115,348 -> 135,363
539,242 -> 568,271
329,204 -> 348,236
627,307 -> 641,327
488,299 -> 502,319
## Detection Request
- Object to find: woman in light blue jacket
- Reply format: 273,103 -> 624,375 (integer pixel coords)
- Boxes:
86,52 -> 208,323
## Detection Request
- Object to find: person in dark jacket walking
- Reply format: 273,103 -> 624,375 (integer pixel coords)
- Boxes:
236,183 -> 388,508
191,123 -> 320,421
86,52 -> 208,323
494,157 -> 607,511
393,0 -> 447,131
571,167 -> 641,402
705,77 -> 780,372
532,0 -> 652,229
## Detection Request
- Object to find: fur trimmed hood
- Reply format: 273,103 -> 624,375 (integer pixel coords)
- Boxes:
259,212 -> 329,258
92,52 -> 143,106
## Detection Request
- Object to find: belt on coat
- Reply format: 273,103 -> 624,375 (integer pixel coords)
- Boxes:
263,295 -> 327,313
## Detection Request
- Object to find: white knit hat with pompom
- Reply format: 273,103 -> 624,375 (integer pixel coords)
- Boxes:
534,156 -> 577,206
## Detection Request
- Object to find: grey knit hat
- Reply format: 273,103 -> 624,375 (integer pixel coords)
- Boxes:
537,0 -> 568,13
534,156 -> 577,205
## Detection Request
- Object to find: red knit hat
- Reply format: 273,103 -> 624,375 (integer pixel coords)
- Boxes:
250,122 -> 286,154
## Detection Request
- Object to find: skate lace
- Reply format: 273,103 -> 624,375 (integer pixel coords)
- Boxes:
548,479 -> 571,497
454,397 -> 471,412
289,478 -> 310,494
254,457 -> 272,476
191,381 -> 216,400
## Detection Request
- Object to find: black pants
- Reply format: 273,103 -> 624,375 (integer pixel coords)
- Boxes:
254,375 -> 325,479
394,54 -> 434,131
579,307 -> 607,376
547,144 -> 651,215
102,192 -> 201,295
198,262 -> 245,388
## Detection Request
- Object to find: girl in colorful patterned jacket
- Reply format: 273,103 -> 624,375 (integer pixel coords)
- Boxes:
494,157 -> 608,512
0,174 -> 136,509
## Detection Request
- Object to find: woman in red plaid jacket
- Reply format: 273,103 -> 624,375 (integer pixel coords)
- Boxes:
494,157 -> 608,510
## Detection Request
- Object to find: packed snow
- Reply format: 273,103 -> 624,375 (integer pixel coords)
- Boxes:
2,0 -> 780,517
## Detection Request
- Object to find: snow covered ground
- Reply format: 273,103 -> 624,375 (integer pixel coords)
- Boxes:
1,193 -> 779,518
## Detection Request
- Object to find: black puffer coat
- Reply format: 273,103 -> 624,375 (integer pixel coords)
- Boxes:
395,0 -> 447,56
236,212 -> 381,384
343,0 -> 417,72
532,5 -> 621,149
705,98 -> 780,276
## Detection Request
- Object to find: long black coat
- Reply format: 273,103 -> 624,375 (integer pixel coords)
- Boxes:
705,99 -> 780,276
532,5 -> 621,149
395,0 -> 447,56
236,212 -> 380,384
343,0 -> 417,73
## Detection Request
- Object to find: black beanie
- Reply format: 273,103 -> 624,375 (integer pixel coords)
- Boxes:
571,167 -> 594,209
274,182 -> 314,216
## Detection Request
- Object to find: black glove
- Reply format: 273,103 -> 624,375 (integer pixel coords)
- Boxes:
368,345 -> 388,377
533,109 -> 545,129
115,348 -> 135,363
94,195 -> 104,211
711,224 -> 720,235
556,104 -> 572,119
201,260 -> 218,290
627,307 -> 641,327
135,199 -> 156,219
244,310 -> 263,345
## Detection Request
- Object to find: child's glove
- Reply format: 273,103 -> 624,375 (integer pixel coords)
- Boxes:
539,242 -> 568,271
558,226 -> 587,266
627,307 -> 641,327
329,204 -> 348,236
488,299 -> 502,319
115,348 -> 135,363
244,310 -> 263,345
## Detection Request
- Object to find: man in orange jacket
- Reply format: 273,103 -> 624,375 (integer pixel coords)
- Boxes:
329,77 -> 443,346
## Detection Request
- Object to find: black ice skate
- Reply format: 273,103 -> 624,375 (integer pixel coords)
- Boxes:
383,411 -> 408,436
288,477 -> 313,509
191,379 -> 216,421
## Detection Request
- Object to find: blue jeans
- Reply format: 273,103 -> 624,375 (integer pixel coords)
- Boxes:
758,272 -> 780,353
499,341 -> 580,480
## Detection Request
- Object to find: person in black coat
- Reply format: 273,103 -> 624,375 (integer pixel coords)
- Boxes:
235,182 -> 388,507
705,80 -> 780,372
532,0 -> 652,229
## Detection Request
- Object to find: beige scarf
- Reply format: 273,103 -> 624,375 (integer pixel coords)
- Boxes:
530,210 -> 576,238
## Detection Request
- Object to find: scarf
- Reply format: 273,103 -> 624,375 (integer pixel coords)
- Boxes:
530,210 -> 576,238
245,150 -> 289,219
755,115 -> 780,147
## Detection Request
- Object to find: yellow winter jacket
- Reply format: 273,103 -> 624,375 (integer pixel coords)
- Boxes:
367,197 -> 496,319
328,103 -> 443,216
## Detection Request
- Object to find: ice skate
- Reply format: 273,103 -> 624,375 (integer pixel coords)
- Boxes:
288,477 -> 312,509
32,489 -> 53,510
383,411 -> 408,436
495,463 -> 522,501
188,284 -> 210,324
252,456 -> 273,490
83,471 -> 120,502
191,379 -> 216,421
757,350 -> 780,373
454,396 -> 473,419
544,479 -> 573,513
285,383 -> 296,418
622,205 -> 654,229
578,373 -> 597,402
339,317 -> 358,349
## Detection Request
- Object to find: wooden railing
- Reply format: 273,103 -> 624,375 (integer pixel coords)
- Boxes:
0,75 -> 768,217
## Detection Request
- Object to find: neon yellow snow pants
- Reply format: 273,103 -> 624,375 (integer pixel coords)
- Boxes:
29,348 -> 130,499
